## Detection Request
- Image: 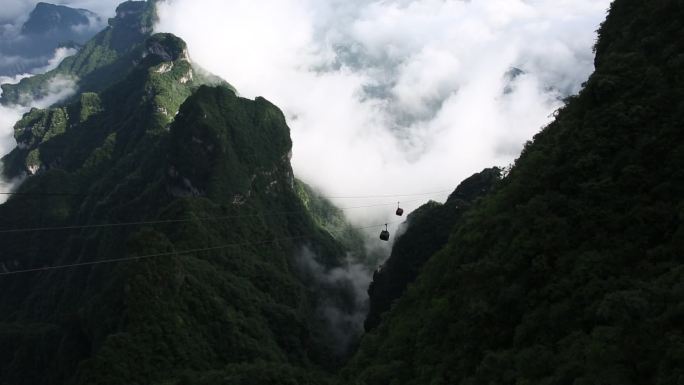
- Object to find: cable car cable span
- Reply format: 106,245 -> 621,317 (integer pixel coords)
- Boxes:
0,198 -> 431,234
322,190 -> 452,199
0,189 -> 452,200
0,222 -> 402,277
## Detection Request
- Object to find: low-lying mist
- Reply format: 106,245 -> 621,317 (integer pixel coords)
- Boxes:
155,0 -> 611,344
0,49 -> 79,202
155,0 -> 612,226
296,246 -> 371,356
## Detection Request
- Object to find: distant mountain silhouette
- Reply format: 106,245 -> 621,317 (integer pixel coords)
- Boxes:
0,2 -> 102,77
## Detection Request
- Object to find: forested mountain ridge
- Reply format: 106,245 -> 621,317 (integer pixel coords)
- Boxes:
364,168 -> 501,332
1,32 -> 196,179
1,1 -> 156,105
344,0 -> 684,383
0,4 -> 362,385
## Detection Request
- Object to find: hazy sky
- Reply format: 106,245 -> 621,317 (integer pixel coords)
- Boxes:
156,0 -> 612,224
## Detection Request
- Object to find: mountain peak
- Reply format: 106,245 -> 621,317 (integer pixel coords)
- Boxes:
110,1 -> 154,30
145,33 -> 190,62
1,0 -> 159,105
21,2 -> 98,35
106,1 -> 156,50
114,1 -> 148,18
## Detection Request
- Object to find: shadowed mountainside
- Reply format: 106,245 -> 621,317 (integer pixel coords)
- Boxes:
0,4 -> 364,384
345,0 -> 684,383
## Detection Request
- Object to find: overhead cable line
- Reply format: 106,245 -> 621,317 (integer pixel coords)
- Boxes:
0,192 -> 88,197
0,189 -> 452,200
0,222 -> 401,277
320,190 -> 453,199
0,197 -> 438,235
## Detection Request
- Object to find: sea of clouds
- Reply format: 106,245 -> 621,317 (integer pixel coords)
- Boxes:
156,0 -> 613,227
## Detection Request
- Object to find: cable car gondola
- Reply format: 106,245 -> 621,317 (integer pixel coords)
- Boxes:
395,202 -> 404,216
379,224 -> 390,241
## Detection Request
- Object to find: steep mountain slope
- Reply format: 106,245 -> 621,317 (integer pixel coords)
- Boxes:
1,33 -> 195,179
295,180 -> 368,261
345,0 -> 684,383
364,168 -> 501,332
0,26 -> 354,385
1,1 -> 155,105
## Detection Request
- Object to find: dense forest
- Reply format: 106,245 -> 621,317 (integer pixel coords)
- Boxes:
0,3 -> 360,384
0,0 -> 682,384
364,168 -> 501,332
344,0 -> 684,383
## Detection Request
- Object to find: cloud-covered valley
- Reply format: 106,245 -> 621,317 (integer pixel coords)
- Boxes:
156,0 -> 612,225
0,0 -> 613,223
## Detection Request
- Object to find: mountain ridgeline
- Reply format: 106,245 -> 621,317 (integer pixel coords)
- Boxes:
0,2 -> 363,384
1,1 -> 157,105
0,0 -> 682,384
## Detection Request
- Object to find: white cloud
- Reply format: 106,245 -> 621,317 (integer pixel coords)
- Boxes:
0,1 -> 33,25
0,75 -> 28,203
0,76 -> 26,155
37,47 -> 79,73
57,0 -> 123,18
296,246 -> 372,353
27,75 -> 78,109
155,0 -> 611,228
